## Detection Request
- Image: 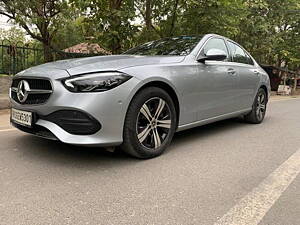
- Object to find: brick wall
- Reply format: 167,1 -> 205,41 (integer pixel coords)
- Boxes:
0,76 -> 12,94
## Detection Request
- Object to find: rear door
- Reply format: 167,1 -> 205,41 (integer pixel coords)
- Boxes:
226,41 -> 260,110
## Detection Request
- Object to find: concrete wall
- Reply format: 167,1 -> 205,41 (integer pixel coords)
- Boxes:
0,76 -> 12,94
0,76 -> 12,109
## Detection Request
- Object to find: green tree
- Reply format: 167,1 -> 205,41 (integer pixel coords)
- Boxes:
52,16 -> 86,50
73,0 -> 138,54
0,0 -> 69,62
0,0 -> 299,71
239,0 -> 300,68
135,0 -> 182,40
0,27 -> 27,44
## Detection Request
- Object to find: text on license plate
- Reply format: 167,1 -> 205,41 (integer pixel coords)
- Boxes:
11,108 -> 32,127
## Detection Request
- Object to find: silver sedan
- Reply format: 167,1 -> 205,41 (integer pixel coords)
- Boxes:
10,34 -> 270,158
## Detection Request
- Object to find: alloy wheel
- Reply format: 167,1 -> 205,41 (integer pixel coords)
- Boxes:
256,92 -> 266,121
136,97 -> 172,149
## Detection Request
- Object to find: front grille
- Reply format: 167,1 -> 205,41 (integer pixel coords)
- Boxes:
11,91 -> 51,104
12,78 -> 52,90
11,78 -> 52,105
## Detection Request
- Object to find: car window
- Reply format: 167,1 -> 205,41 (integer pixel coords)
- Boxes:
227,41 -> 252,65
123,36 -> 203,56
201,38 -> 229,61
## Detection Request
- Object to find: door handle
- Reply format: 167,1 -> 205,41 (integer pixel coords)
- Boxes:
253,70 -> 260,75
227,68 -> 236,75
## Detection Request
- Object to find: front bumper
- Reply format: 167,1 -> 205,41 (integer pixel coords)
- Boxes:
10,75 -> 141,147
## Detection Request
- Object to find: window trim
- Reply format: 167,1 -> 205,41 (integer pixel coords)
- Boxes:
245,52 -> 255,65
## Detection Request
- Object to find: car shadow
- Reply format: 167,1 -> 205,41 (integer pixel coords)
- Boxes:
16,134 -> 140,170
16,117 -> 251,168
171,117 -> 246,147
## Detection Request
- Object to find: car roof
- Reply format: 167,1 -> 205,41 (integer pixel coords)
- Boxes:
206,34 -> 242,46
169,34 -> 239,46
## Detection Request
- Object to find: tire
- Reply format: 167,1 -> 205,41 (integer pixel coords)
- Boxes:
121,87 -> 177,159
244,88 -> 267,124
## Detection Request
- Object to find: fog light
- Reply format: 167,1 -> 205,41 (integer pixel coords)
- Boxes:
43,110 -> 101,135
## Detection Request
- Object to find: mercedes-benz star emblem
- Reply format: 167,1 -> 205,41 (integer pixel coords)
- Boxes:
17,80 -> 30,103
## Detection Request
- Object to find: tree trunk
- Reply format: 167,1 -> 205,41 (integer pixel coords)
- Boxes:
293,75 -> 297,92
37,18 -> 54,62
145,0 -> 152,30
169,0 -> 179,36
43,42 -> 54,62
109,0 -> 123,54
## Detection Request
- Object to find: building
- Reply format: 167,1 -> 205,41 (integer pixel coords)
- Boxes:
260,65 -> 299,92
64,43 -> 111,55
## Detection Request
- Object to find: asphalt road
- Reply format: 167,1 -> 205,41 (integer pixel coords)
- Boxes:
0,98 -> 300,225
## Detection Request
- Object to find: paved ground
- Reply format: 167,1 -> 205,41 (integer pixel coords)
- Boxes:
0,97 -> 300,225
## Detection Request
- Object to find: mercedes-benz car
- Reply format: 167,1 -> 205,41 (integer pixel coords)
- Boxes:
10,34 -> 270,158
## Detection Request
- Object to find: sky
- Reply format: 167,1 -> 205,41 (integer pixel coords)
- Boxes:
0,15 -> 32,41
0,15 -> 14,30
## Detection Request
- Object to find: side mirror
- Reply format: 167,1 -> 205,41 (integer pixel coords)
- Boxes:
197,49 -> 227,63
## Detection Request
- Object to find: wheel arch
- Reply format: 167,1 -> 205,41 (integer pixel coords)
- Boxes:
130,80 -> 181,128
259,85 -> 269,102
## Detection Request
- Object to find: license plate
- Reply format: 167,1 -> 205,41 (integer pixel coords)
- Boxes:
11,108 -> 32,127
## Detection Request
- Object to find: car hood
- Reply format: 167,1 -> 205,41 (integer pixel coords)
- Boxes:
17,55 -> 185,78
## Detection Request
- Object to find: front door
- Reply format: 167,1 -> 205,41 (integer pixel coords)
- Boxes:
195,38 -> 239,120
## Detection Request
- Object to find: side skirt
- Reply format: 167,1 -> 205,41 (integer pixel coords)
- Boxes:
176,108 -> 252,132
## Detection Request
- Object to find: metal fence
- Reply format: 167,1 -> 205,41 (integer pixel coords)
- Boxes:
0,40 -> 44,75
0,40 -> 107,75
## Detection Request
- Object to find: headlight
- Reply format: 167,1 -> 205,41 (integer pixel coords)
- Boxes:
62,72 -> 132,92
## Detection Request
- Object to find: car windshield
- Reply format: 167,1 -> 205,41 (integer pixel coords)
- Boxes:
123,36 -> 203,56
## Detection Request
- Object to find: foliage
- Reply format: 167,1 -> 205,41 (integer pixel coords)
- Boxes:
0,27 -> 27,44
0,28 -> 43,74
0,0 -> 70,61
236,0 -> 300,70
72,0 -> 138,54
0,0 -> 299,71
52,16 -> 86,50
